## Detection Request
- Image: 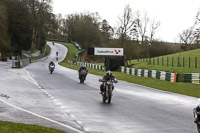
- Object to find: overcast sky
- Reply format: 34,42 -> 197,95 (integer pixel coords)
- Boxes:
52,0 -> 200,42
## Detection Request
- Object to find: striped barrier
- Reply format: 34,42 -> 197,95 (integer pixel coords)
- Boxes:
138,69 -> 141,77
152,70 -> 156,79
69,60 -> 105,71
121,67 -> 177,83
144,70 -> 148,77
184,73 -> 200,84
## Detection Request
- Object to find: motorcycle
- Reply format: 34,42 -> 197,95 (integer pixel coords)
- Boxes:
99,79 -> 118,104
49,64 -> 55,74
79,70 -> 88,83
193,107 -> 200,133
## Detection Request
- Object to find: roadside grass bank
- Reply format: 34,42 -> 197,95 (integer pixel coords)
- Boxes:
0,121 -> 66,133
129,49 -> 200,74
45,44 -> 51,56
57,41 -> 200,98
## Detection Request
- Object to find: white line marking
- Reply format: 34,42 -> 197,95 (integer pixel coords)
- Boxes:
53,99 -> 58,102
83,127 -> 90,132
65,109 -> 70,113
70,114 -> 75,118
0,98 -> 84,133
23,69 -> 40,86
60,106 -> 66,109
77,121 -> 82,125
55,102 -> 61,105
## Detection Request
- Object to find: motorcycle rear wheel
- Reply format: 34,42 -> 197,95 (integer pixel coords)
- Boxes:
80,78 -> 84,83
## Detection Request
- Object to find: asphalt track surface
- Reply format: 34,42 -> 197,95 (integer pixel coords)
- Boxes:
0,42 -> 199,133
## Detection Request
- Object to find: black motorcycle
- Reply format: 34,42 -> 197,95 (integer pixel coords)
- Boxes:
193,108 -> 200,133
49,64 -> 55,74
79,70 -> 88,83
99,79 -> 118,104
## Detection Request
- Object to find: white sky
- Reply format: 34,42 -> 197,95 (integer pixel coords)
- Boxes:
52,0 -> 200,42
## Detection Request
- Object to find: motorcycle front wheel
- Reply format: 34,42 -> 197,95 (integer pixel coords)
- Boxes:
108,89 -> 112,104
102,91 -> 106,103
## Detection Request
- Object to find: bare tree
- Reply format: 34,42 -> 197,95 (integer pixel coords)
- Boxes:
194,10 -> 200,44
135,11 -> 149,45
118,4 -> 135,47
179,27 -> 195,44
196,9 -> 200,22
149,20 -> 160,42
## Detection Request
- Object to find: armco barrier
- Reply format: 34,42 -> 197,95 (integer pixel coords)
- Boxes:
121,66 -> 177,83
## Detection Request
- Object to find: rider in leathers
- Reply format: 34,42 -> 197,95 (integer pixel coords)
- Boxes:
78,65 -> 87,79
100,70 -> 116,94
194,102 -> 200,123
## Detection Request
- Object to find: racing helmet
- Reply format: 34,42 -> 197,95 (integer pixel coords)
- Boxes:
81,65 -> 85,68
106,70 -> 112,77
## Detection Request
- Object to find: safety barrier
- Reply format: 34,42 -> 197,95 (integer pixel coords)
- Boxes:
121,67 -> 177,83
12,59 -> 29,68
68,60 -> 105,71
184,73 -> 200,84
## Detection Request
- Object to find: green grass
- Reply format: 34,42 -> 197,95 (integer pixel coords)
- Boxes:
45,44 -> 51,56
57,42 -> 79,67
129,49 -> 200,74
56,41 -> 200,98
0,121 -> 66,133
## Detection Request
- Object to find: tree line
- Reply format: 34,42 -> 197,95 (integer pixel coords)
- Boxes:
0,0 -> 53,56
0,1 -> 200,61
47,5 -> 200,63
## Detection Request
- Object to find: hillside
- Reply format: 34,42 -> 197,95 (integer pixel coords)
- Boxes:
130,48 -> 200,74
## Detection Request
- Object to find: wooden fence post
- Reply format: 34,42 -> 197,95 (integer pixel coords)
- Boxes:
195,57 -> 197,68
189,57 -> 190,68
167,57 -> 169,66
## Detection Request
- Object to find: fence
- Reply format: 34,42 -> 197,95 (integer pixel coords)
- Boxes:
121,66 -> 177,83
138,56 -> 200,68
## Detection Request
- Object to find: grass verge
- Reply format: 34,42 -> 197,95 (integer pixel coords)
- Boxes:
45,44 -> 51,56
57,41 -> 200,98
129,49 -> 200,74
0,121 -> 66,133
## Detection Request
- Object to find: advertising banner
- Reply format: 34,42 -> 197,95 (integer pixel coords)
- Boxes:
94,47 -> 124,56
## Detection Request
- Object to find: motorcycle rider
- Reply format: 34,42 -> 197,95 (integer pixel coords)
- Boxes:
194,99 -> 200,123
49,61 -> 55,68
99,70 -> 117,94
78,65 -> 87,78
